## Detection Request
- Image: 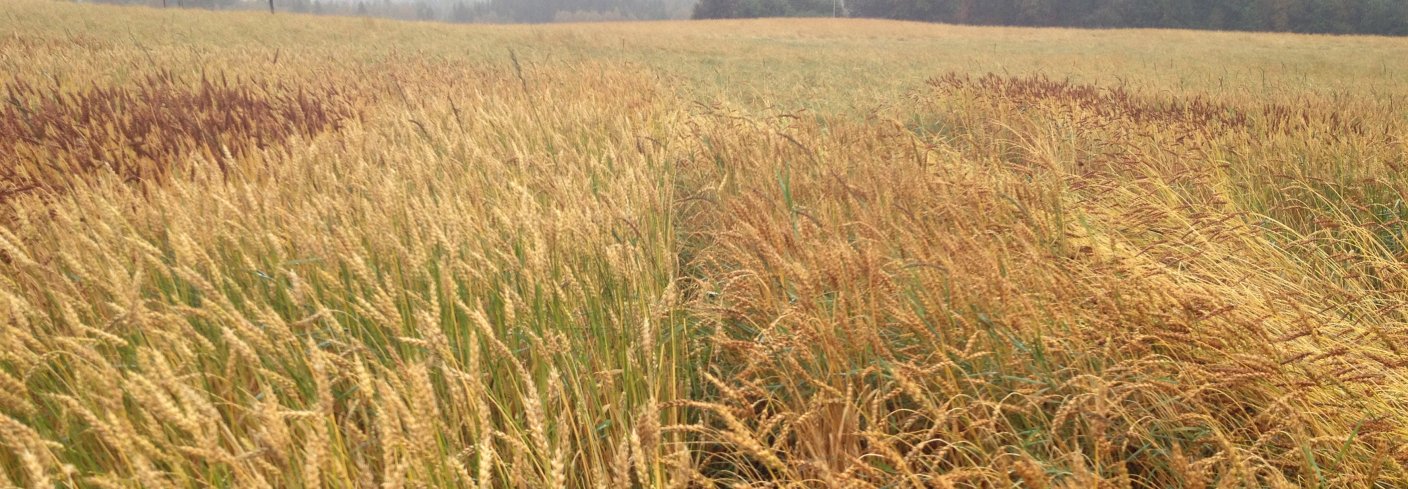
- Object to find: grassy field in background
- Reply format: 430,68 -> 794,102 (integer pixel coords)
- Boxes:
3,1 -> 1408,487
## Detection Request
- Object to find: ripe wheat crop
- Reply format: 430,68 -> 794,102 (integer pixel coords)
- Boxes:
2,1 -> 1408,487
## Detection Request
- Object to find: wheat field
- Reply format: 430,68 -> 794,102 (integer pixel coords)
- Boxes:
3,1 -> 1408,487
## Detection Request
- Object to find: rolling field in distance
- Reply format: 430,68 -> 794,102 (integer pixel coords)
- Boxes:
3,0 -> 1408,486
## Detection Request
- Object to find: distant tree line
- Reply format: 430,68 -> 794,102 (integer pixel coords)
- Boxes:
86,0 -> 694,22
77,0 -> 1408,34
694,0 -> 1408,35
692,0 -> 836,18
470,0 -> 688,22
